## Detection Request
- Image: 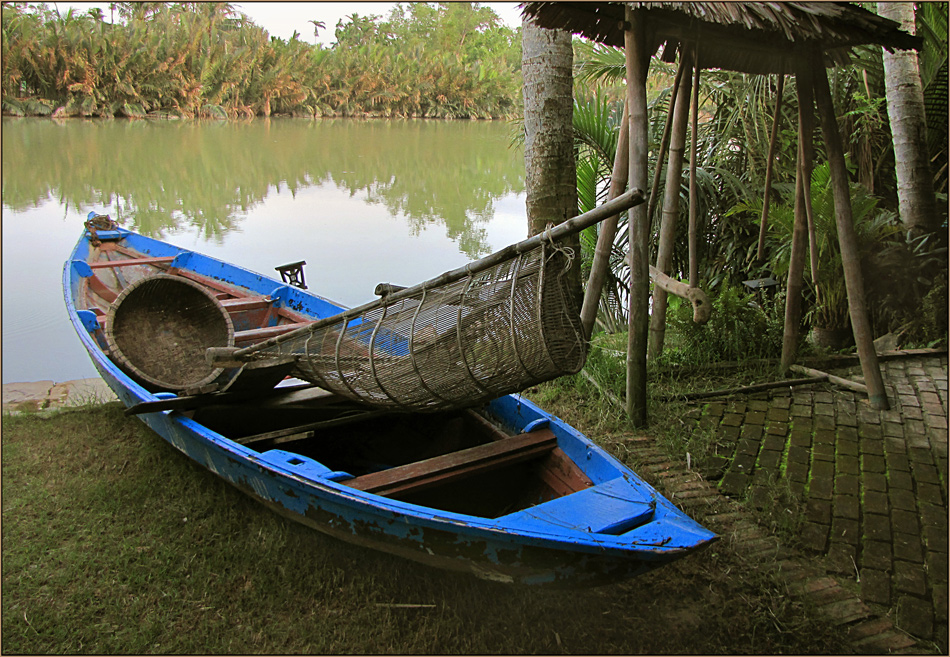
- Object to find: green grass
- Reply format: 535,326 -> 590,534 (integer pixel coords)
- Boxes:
3,401 -> 851,654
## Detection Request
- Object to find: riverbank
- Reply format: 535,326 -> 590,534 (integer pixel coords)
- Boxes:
1,378 -> 116,414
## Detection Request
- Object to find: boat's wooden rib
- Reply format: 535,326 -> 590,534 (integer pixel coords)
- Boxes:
346,429 -> 558,497
89,256 -> 177,268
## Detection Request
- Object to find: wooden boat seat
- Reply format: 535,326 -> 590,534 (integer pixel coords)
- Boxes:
346,429 -> 557,497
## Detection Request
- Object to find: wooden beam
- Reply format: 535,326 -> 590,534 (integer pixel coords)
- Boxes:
790,364 -> 869,395
345,429 -> 558,497
89,256 -> 176,269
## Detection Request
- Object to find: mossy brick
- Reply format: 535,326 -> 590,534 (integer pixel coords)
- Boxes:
917,482 -> 944,505
837,397 -> 857,414
887,469 -> 913,491
926,551 -> 949,585
908,447 -> 935,465
860,568 -> 891,605
769,394 -> 792,409
882,422 -> 905,438
744,410 -> 766,426
884,435 -> 906,453
919,503 -> 948,532
805,498 -> 832,524
858,437 -> 885,456
720,413 -> 744,427
789,430 -> 812,448
862,472 -> 887,492
705,401 -> 726,417
786,461 -> 809,483
891,508 -> 920,536
894,561 -> 929,597
809,476 -> 834,500
788,479 -> 806,497
833,494 -> 860,520
717,425 -> 741,444
835,474 -> 859,496
820,598 -> 871,626
860,539 -> 892,570
933,583 -> 948,618
736,441 -> 760,461
765,422 -> 789,437
814,414 -> 836,431
830,516 -> 860,545
857,407 -> 882,424
904,419 -> 928,437
762,434 -> 786,452
921,390 -> 942,406
825,541 -> 856,576
765,407 -> 789,423
814,428 -> 836,446
739,425 -> 764,443
852,630 -> 918,653
790,403 -> 811,417
903,406 -> 924,420
746,399 -> 769,412
718,471 -> 749,497
863,512 -> 891,542
889,488 -> 917,511
787,444 -> 810,465
836,455 -> 860,476
800,521 -> 829,552
845,616 -> 895,643
860,453 -> 886,473
864,489 -> 889,514
836,439 -> 859,458
814,391 -> 835,404
893,532 -> 924,563
896,595 -> 935,641
757,449 -> 782,470
836,412 -> 857,428
885,451 -> 911,472
899,392 -> 921,406
812,443 -> 835,462
726,400 -> 747,413
912,462 -> 942,485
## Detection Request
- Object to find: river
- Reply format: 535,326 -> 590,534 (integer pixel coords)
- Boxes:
1,117 -> 526,383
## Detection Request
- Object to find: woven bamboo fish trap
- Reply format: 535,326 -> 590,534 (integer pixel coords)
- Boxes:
218,190 -> 645,412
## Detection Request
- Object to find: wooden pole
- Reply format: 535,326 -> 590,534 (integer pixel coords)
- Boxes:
646,56 -> 689,226
810,51 -> 889,410
648,48 -> 694,358
580,99 -> 629,340
688,44 -> 700,288
755,74 -> 785,264
625,6 -> 651,427
780,59 -> 813,374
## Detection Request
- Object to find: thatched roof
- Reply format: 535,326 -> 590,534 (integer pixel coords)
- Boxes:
520,2 -> 922,75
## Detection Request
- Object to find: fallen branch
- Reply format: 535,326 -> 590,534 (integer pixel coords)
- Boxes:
789,364 -> 868,395
656,376 -> 827,402
649,266 -> 710,324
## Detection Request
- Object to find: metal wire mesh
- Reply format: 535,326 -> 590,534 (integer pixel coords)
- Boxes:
254,242 -> 586,412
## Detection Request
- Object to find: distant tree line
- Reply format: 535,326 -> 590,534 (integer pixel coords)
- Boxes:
1,2 -> 523,119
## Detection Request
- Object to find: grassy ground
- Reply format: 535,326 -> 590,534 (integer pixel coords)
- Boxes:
3,391 -> 852,654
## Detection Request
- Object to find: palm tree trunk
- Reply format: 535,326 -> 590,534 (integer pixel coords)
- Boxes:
877,2 -> 937,237
522,16 -> 578,293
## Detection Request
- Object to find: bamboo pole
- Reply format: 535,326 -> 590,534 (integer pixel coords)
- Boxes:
755,74 -> 785,264
810,51 -> 889,410
216,189 -> 646,364
688,44 -> 701,288
648,48 -> 694,359
780,59 -> 814,374
625,6 -> 651,427
580,99 -> 629,340
646,55 -> 689,226
789,364 -> 869,395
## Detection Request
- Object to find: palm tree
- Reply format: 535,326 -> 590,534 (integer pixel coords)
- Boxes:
309,19 -> 325,45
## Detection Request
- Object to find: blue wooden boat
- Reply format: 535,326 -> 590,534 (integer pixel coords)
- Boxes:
64,214 -> 716,587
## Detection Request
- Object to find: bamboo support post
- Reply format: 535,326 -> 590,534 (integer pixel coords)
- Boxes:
625,6 -> 651,427
646,55 -> 689,225
810,51 -> 889,409
789,364 -> 869,395
580,99 -> 629,340
688,44 -> 700,288
648,48 -> 694,358
780,59 -> 814,373
755,74 -> 785,264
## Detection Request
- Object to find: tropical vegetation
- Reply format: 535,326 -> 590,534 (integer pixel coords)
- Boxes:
569,4 -> 948,355
1,2 -> 522,119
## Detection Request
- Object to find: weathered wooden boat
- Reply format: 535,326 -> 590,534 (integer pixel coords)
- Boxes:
64,207 -> 716,587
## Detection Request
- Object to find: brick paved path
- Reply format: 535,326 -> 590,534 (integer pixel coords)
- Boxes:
694,351 -> 948,651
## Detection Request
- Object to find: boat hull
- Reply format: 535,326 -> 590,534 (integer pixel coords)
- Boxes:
64,224 -> 716,587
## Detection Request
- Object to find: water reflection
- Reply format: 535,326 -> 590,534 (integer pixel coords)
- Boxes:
2,117 -> 524,258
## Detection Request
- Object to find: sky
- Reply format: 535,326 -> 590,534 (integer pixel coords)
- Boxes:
57,2 -> 526,46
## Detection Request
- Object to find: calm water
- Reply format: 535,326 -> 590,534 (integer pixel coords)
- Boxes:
1,117 -> 526,383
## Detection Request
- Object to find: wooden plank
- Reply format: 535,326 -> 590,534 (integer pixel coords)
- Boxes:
220,296 -> 272,312
86,274 -> 118,304
346,429 -> 557,497
124,382 -> 318,415
89,256 -> 176,269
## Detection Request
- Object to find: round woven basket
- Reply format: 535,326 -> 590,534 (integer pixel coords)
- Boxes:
105,274 -> 234,392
